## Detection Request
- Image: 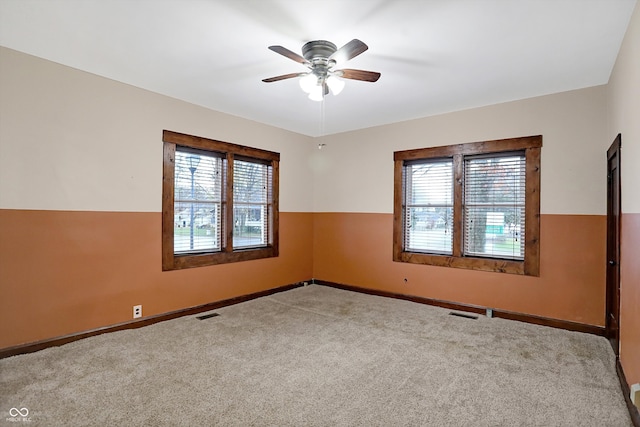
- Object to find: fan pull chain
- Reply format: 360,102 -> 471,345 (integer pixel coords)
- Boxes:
320,97 -> 325,137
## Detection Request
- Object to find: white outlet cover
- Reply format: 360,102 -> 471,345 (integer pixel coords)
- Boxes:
631,383 -> 640,407
133,305 -> 142,319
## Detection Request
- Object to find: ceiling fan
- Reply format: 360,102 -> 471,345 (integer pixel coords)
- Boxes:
262,39 -> 381,101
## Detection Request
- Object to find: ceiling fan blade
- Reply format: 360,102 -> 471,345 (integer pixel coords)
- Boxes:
337,69 -> 381,82
268,45 -> 308,65
262,72 -> 304,83
330,39 -> 368,63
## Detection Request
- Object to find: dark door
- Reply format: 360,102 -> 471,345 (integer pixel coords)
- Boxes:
606,134 -> 621,356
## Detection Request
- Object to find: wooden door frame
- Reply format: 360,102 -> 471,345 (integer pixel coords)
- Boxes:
606,134 -> 621,356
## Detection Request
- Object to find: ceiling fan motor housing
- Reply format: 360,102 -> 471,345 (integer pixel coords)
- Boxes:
302,40 -> 337,81
302,40 -> 337,61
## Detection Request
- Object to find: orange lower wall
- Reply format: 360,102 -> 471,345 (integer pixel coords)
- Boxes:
621,213 -> 640,385
0,210 -> 618,357
313,213 -> 606,326
0,210 -> 313,349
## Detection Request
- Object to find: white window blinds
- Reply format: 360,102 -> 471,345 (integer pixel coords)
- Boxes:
233,159 -> 271,249
403,159 -> 454,254
463,153 -> 525,260
174,148 -> 223,254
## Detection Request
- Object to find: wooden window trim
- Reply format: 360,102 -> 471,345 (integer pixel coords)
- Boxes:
162,130 -> 279,271
393,135 -> 541,276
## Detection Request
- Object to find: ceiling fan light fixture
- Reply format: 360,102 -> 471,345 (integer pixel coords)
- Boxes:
299,73 -> 317,94
308,85 -> 324,102
326,75 -> 345,95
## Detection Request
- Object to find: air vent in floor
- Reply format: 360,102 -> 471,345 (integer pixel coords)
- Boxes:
196,313 -> 220,320
449,312 -> 478,320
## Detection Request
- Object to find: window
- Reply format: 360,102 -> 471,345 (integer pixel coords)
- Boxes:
404,159 -> 454,254
393,136 -> 541,276
463,154 -> 525,260
162,130 -> 279,270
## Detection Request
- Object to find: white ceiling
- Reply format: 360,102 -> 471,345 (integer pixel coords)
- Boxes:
0,0 -> 636,137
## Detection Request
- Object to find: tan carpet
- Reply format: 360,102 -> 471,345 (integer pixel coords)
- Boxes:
0,285 -> 631,426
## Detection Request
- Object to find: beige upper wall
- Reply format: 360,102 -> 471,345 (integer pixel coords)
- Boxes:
312,85 -> 609,215
0,47 -> 315,213
0,45 -> 617,216
608,2 -> 640,214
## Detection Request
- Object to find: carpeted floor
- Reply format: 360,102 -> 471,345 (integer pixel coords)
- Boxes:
0,285 -> 631,426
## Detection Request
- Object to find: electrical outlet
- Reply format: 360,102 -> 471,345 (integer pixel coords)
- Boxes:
133,305 -> 142,319
631,383 -> 640,408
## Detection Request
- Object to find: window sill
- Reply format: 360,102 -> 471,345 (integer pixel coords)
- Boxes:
163,246 -> 278,271
393,251 -> 538,276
